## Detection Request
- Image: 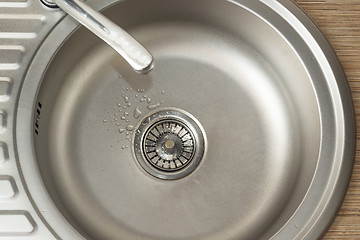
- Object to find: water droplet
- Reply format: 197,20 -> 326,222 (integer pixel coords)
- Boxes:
124,96 -> 129,103
124,112 -> 129,116
144,95 -> 147,98
147,98 -> 151,103
122,146 -> 126,149
119,129 -> 125,133
121,116 -> 126,120
103,120 -> 108,123
107,128 -> 111,131
126,132 -> 130,135
125,146 -> 129,148
126,125 -> 134,131
135,94 -> 138,98
114,113 -> 118,116
119,75 -> 122,78
116,123 -> 120,126
127,102 -> 131,107
117,103 -> 121,107
126,120 -> 129,122
161,91 -> 165,94
147,103 -> 160,110
123,106 -> 127,109
137,89 -> 141,92
115,119 -> 118,121
129,88 -> 133,92
133,108 -> 142,119
140,99 -> 145,102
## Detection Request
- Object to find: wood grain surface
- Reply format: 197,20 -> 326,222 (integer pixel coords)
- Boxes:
293,0 -> 360,239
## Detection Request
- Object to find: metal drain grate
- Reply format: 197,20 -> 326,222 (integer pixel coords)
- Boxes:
143,120 -> 195,171
133,109 -> 205,180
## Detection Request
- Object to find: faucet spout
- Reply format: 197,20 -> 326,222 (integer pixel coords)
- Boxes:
46,0 -> 154,74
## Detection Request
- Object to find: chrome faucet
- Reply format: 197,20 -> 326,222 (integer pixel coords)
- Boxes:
41,0 -> 154,74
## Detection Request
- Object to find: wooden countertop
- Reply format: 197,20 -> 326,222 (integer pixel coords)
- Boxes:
293,0 -> 360,239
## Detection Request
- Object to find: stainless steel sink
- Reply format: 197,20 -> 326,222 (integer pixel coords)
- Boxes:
0,0 -> 355,239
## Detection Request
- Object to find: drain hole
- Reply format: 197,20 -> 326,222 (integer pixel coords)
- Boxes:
143,120 -> 195,172
133,109 -> 205,180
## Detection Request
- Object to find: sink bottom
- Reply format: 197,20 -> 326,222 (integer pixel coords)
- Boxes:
34,14 -> 319,240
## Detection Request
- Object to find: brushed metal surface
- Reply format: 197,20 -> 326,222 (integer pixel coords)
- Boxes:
0,0 -> 355,239
294,1 -> 360,238
0,0 -> 64,239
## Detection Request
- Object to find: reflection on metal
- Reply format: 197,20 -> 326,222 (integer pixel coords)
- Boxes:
41,0 -> 154,74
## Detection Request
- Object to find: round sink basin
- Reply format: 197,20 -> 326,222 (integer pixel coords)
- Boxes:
16,0 -> 355,239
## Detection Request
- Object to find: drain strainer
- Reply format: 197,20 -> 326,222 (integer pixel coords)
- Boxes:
133,109 -> 205,180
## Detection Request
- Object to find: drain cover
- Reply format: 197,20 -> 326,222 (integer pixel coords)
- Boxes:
133,109 -> 205,180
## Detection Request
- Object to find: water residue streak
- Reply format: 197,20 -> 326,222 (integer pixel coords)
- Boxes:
126,125 -> 134,131
103,85 -> 169,149
147,103 -> 161,110
133,108 -> 142,119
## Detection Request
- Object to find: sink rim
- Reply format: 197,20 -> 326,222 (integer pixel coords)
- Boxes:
15,0 -> 355,239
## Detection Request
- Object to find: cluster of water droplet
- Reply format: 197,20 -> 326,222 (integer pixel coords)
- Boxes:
103,84 -> 169,149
